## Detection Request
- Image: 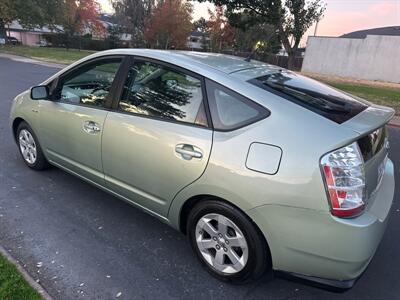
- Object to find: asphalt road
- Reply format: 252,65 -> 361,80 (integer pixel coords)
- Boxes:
0,54 -> 399,300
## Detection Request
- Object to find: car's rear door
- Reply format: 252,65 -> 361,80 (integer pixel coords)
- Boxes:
39,56 -> 125,185
102,57 -> 212,217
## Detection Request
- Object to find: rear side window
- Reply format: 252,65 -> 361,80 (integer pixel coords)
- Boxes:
206,80 -> 269,131
249,71 -> 368,124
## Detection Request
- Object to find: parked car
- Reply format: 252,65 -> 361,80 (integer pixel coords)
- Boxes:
0,36 -> 5,45
10,50 -> 395,288
38,40 -> 51,47
6,36 -> 20,45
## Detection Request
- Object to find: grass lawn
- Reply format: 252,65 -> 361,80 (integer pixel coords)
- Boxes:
321,80 -> 400,116
0,45 -> 93,64
0,254 -> 42,299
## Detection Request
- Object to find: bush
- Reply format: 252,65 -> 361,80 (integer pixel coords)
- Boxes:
42,34 -> 129,51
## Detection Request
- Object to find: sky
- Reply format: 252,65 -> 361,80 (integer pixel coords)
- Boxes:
98,0 -> 400,46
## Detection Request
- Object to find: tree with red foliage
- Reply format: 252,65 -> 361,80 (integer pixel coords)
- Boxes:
207,6 -> 234,52
62,0 -> 105,46
144,0 -> 193,49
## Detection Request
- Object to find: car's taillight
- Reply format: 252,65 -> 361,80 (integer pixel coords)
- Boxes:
320,142 -> 366,218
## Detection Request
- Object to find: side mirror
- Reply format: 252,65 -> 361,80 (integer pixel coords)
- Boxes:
31,85 -> 49,100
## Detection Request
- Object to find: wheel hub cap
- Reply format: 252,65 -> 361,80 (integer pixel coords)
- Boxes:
19,129 -> 37,164
195,213 -> 249,274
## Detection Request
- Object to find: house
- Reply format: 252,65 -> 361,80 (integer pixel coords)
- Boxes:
6,21 -> 60,46
341,26 -> 400,39
187,31 -> 209,51
5,14 -> 131,47
97,14 -> 132,43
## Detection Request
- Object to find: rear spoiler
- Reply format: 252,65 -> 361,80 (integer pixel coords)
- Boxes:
342,105 -> 395,135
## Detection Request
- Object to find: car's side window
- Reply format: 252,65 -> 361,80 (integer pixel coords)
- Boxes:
119,60 -> 207,126
206,80 -> 269,131
58,58 -> 123,108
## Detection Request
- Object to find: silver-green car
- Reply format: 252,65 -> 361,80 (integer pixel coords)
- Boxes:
10,50 -> 395,288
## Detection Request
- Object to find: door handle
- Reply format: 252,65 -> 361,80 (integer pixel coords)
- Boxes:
83,120 -> 101,134
175,144 -> 203,160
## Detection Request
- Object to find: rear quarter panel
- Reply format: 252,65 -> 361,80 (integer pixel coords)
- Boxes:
168,98 -> 363,229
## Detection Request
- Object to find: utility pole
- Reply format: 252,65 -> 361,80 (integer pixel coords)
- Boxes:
314,21 -> 319,36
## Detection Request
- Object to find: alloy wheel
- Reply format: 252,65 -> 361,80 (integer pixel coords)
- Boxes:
195,213 -> 249,274
19,129 -> 37,164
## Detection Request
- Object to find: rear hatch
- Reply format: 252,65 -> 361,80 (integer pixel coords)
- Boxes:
248,70 -> 394,204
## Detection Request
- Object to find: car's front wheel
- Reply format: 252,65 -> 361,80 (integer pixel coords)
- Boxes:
187,199 -> 271,283
17,122 -> 49,170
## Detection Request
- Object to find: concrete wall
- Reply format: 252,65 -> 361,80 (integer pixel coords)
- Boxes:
302,35 -> 400,83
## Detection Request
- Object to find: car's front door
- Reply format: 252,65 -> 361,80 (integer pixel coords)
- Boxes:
102,58 -> 212,217
39,56 -> 124,184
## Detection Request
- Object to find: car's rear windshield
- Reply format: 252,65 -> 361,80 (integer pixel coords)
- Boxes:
249,71 -> 368,124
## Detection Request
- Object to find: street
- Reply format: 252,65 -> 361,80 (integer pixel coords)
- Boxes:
0,55 -> 399,299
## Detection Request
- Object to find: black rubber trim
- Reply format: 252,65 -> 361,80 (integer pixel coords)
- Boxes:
275,270 -> 357,292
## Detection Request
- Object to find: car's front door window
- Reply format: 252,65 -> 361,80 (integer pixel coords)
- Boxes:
119,60 -> 207,126
59,58 -> 122,107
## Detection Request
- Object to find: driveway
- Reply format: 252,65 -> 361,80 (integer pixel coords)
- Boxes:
0,54 -> 399,299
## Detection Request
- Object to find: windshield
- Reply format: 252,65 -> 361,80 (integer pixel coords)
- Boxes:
249,71 -> 368,124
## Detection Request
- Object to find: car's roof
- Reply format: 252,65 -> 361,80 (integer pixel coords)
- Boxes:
44,48 -> 288,119
93,49 -> 281,77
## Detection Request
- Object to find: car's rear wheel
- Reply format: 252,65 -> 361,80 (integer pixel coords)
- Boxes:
187,199 -> 270,283
17,122 -> 49,170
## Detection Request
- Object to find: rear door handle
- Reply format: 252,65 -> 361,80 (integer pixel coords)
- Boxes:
175,144 -> 203,160
83,120 -> 101,134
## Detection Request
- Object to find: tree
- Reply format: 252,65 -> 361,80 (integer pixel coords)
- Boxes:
61,0 -> 104,47
193,17 -> 209,50
144,0 -> 193,50
0,0 -> 15,37
106,24 -> 123,48
233,24 -> 281,55
193,17 -> 208,33
197,0 -> 326,69
229,13 -> 280,54
207,6 -> 234,52
112,0 -> 155,47
0,0 -> 63,39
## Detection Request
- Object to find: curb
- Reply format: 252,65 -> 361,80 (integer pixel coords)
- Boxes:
388,116 -> 400,128
0,53 -> 65,69
0,245 -> 53,300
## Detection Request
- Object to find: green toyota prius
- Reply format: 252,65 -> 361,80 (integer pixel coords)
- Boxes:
10,49 -> 395,288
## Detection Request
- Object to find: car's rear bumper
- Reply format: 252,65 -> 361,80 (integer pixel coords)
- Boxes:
247,158 -> 395,288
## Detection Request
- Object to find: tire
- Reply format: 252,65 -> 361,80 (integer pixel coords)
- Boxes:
16,122 -> 49,170
187,199 -> 271,283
